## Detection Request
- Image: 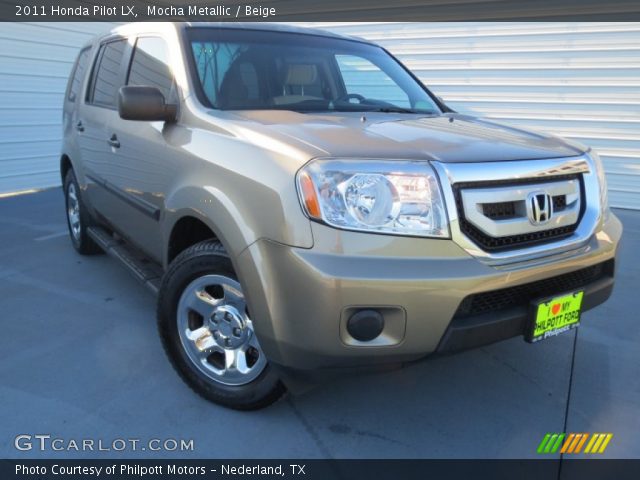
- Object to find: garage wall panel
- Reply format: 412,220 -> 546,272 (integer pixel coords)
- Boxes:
0,22 -> 118,194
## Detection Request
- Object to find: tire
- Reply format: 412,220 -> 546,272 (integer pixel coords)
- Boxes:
157,240 -> 286,410
64,169 -> 102,255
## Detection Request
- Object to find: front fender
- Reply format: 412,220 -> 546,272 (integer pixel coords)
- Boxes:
162,132 -> 315,263
163,185 -> 252,269
163,185 -> 308,333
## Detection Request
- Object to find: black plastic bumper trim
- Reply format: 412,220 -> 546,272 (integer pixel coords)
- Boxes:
436,273 -> 614,355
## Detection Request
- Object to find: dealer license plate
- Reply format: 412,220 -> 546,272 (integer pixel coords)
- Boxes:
527,291 -> 584,343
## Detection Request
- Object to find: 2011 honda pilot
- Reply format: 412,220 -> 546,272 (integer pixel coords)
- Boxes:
61,23 -> 621,409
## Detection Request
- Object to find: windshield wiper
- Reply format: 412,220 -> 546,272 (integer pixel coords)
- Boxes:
366,107 -> 430,114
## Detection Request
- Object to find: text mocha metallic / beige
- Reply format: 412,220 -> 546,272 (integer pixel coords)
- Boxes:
60,22 -> 621,409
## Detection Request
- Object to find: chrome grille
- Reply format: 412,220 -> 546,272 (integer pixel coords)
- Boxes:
453,174 -> 584,252
431,156 -> 599,265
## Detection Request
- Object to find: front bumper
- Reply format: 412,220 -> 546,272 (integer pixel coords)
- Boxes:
236,212 -> 622,371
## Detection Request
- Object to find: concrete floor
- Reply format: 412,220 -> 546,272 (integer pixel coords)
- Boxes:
0,188 -> 638,460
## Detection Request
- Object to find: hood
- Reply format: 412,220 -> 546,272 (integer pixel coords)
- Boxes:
224,110 -> 586,163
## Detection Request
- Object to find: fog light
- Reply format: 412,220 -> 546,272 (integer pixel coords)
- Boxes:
347,309 -> 384,342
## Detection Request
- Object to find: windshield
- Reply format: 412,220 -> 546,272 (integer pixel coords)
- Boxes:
185,28 -> 440,114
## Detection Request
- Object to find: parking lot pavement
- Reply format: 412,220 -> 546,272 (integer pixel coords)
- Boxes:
565,208 -> 640,459
0,188 -> 637,461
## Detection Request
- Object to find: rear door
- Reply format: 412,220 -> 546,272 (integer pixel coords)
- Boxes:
77,38 -> 131,221
62,46 -> 92,186
106,35 -> 179,262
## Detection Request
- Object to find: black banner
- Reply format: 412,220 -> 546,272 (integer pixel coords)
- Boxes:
3,459 -> 640,480
3,0 -> 640,22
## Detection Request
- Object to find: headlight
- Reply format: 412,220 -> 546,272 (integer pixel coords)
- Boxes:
589,149 -> 609,215
296,159 -> 449,238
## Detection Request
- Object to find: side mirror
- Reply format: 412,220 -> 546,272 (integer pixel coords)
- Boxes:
118,86 -> 177,122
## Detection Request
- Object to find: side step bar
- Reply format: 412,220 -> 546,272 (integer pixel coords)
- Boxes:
87,226 -> 163,295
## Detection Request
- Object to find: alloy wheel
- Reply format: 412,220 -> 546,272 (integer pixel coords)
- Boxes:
176,275 -> 267,386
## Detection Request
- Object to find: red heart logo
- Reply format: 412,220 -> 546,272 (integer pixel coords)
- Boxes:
551,303 -> 561,315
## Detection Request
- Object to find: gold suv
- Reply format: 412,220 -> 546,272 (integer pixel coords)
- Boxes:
61,23 -> 621,409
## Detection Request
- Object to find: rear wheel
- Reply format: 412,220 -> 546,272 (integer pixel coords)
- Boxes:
157,240 -> 285,410
64,169 -> 102,255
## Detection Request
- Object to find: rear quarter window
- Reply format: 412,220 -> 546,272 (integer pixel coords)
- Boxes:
67,48 -> 91,102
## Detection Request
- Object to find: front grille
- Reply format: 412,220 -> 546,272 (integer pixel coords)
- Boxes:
483,201 -> 516,219
553,195 -> 567,211
454,260 -> 613,319
458,222 -> 577,251
482,194 -> 567,221
453,174 -> 584,252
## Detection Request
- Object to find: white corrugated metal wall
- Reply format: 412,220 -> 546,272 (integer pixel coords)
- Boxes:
0,22 -> 117,194
1,22 -> 639,209
305,22 -> 640,209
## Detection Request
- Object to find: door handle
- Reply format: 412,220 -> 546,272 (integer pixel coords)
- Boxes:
76,121 -> 84,132
108,134 -> 120,149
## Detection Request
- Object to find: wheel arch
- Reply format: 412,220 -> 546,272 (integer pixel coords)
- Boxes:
163,185 -> 256,271
166,215 -> 220,265
60,154 -> 74,183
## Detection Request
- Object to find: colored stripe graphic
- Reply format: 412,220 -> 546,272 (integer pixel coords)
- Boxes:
592,434 -> 606,453
560,434 -> 575,454
568,434 -> 583,453
574,434 -> 589,453
541,433 -> 613,454
545,434 -> 559,453
538,433 -> 565,454
551,434 -> 565,453
585,433 -> 614,454
537,434 -> 551,454
584,434 -> 598,453
598,434 -> 613,453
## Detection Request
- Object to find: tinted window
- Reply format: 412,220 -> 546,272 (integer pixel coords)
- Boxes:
68,48 -> 91,102
186,28 -> 440,114
92,39 -> 127,108
128,37 -> 174,100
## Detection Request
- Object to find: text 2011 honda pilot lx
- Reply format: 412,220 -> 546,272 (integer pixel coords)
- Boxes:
61,23 -> 621,409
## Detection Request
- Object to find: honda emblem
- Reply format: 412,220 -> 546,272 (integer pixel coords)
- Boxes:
527,191 -> 553,225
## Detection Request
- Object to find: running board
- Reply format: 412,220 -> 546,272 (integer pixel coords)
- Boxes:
87,226 -> 162,295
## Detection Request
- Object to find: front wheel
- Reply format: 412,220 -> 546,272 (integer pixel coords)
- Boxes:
157,240 -> 285,410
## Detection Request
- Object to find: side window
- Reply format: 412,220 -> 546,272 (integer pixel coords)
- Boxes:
335,54 -> 410,108
67,48 -> 91,102
91,39 -> 127,108
128,37 -> 174,101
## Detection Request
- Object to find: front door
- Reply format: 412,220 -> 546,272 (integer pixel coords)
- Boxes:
106,36 -> 180,262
